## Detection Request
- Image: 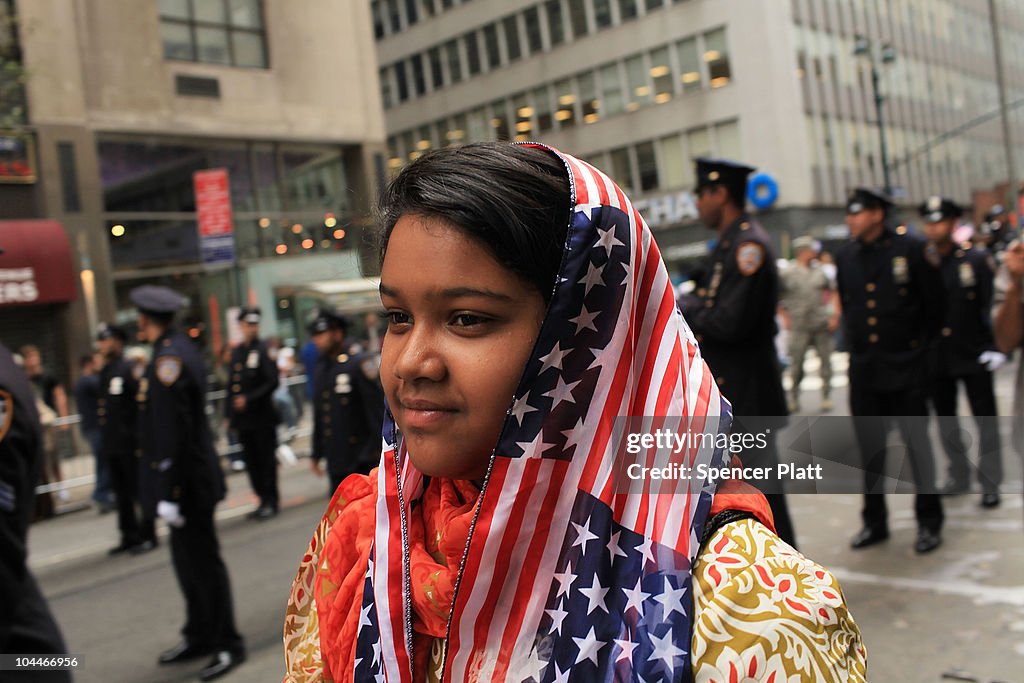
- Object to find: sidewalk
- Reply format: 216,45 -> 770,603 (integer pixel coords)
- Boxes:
28,452 -> 332,572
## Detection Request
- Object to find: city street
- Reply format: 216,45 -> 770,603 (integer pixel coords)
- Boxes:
24,359 -> 1024,683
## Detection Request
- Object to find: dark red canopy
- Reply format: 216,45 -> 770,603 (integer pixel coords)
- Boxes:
0,220 -> 77,307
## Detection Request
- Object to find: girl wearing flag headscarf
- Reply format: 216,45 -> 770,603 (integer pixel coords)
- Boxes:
284,142 -> 865,682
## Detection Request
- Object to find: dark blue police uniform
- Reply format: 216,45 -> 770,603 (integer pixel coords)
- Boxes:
836,188 -> 945,552
677,158 -> 795,547
97,323 -> 154,554
308,310 -> 385,493
226,307 -> 280,518
919,197 -> 1003,506
0,342 -> 71,681
131,285 -> 244,679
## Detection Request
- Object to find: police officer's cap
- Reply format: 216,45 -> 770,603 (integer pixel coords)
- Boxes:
130,285 -> 186,316
694,158 -> 755,197
792,236 -> 818,253
984,204 -> 1006,222
845,187 -> 893,214
96,323 -> 127,342
917,196 -> 963,223
307,308 -> 348,335
238,306 -> 262,324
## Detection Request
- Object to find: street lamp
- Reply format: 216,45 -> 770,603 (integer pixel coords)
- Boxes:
853,35 -> 896,196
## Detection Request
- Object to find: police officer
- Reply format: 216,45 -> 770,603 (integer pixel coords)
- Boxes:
677,158 -> 796,548
837,188 -> 945,553
919,196 -> 1004,508
131,285 -> 245,680
226,307 -> 280,520
1,341 -> 71,682
97,323 -> 156,555
779,236 -> 839,412
974,204 -> 1016,258
308,309 -> 385,493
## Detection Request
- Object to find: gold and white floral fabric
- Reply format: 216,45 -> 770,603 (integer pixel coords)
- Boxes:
693,518 -> 867,682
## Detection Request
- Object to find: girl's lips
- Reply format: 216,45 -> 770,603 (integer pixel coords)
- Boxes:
397,398 -> 458,430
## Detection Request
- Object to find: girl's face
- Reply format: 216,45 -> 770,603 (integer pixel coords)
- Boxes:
379,214 -> 547,480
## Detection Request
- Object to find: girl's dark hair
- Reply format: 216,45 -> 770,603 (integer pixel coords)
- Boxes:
377,142 -> 571,302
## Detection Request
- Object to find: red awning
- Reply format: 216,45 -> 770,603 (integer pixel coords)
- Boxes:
0,220 -> 78,306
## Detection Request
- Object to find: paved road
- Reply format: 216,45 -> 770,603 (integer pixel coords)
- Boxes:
23,356 -> 1024,682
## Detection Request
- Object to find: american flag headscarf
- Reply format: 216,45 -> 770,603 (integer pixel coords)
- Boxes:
355,143 -> 731,682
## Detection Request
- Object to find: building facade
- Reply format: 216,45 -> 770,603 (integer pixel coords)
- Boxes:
374,0 -> 1024,280
1,0 -> 386,376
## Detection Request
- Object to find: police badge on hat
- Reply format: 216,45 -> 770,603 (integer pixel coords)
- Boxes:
959,262 -> 976,287
892,256 -> 909,284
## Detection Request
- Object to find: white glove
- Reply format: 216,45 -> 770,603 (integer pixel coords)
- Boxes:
978,351 -> 1008,372
156,500 -> 185,528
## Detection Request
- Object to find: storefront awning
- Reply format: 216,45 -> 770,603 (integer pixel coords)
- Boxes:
0,220 -> 77,306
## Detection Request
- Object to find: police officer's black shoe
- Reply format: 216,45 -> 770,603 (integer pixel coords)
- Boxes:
914,528 -> 942,554
197,647 -> 246,681
981,491 -> 1001,508
849,526 -> 889,549
938,480 -> 970,496
130,540 -> 157,555
255,505 -> 278,520
158,641 -> 210,664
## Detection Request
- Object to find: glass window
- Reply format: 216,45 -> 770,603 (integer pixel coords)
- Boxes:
446,113 -> 467,145
579,72 -> 599,123
513,93 -> 532,141
491,101 -> 510,140
624,55 -> 649,111
159,0 -> 268,67
428,46 -> 444,88
677,36 -> 701,91
159,0 -> 191,20
196,27 -> 230,64
657,134 -> 686,189
386,0 -> 401,32
609,147 -> 633,193
704,28 -> 731,88
379,68 -> 393,108
619,0 -> 638,21
484,24 -> 501,69
395,62 -> 409,102
594,0 -> 612,29
568,0 -> 588,39
465,32 -> 482,76
545,0 -> 565,47
533,85 -> 554,132
503,16 -> 521,62
687,126 -> 712,159
636,141 -> 659,191
524,7 -> 543,54
405,0 -> 419,25
599,63 -> 624,116
553,78 -> 576,128
650,46 -> 673,103
445,39 -> 462,83
410,54 -> 426,96
467,106 -> 490,141
160,22 -> 194,61
714,120 -> 741,159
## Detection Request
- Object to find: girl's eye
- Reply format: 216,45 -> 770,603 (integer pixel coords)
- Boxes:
451,313 -> 490,327
385,311 -> 411,326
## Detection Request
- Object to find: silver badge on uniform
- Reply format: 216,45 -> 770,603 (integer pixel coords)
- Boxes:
335,373 -> 352,394
958,262 -> 976,287
246,350 -> 259,369
708,262 -> 724,297
892,256 -> 909,284
109,377 -> 124,396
